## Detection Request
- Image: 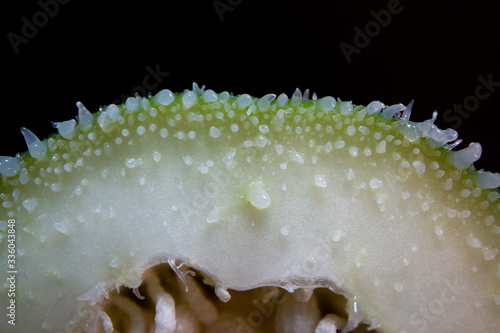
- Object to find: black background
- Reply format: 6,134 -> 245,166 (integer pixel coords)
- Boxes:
4,0 -> 500,171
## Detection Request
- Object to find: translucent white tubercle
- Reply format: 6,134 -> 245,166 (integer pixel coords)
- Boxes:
382,103 -> 405,119
318,96 -> 336,112
20,127 -> 47,159
291,88 -> 302,106
473,171 -> 500,189
202,89 -> 218,103
423,110 -> 438,124
236,94 -> 252,109
76,102 -> 93,131
449,142 -> 482,170
54,119 -> 76,139
192,82 -> 203,95
339,101 -> 354,115
0,156 -> 21,177
182,91 -> 197,108
257,93 -> 276,111
97,112 -> 111,131
303,89 -> 310,100
401,99 -> 414,121
365,101 -> 385,115
272,109 -> 286,131
418,121 -> 458,148
399,121 -> 421,142
276,93 -> 288,107
155,89 -> 175,106
125,97 -> 139,112
105,104 -> 120,120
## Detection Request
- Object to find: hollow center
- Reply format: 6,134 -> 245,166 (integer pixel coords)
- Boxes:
101,263 -> 373,333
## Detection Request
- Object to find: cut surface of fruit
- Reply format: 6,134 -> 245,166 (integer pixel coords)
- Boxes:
0,84 -> 499,332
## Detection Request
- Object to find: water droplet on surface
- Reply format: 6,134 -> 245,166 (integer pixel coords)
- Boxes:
206,210 -> 219,224
182,91 -> 197,108
483,248 -> 499,261
412,160 -> 426,175
247,182 -> 271,210
280,226 -> 289,236
444,178 -> 453,190
289,150 -> 304,164
349,146 -> 359,157
237,94 -> 252,108
210,126 -> 221,138
376,140 -> 387,154
54,221 -> 68,235
153,151 -> 161,162
109,257 -> 120,268
22,198 -> 37,212
467,234 -> 482,248
332,230 -> 346,242
346,168 -> 356,181
369,178 -> 383,189
125,158 -> 142,168
314,175 -> 327,188
198,165 -> 209,174
434,226 -> 445,238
